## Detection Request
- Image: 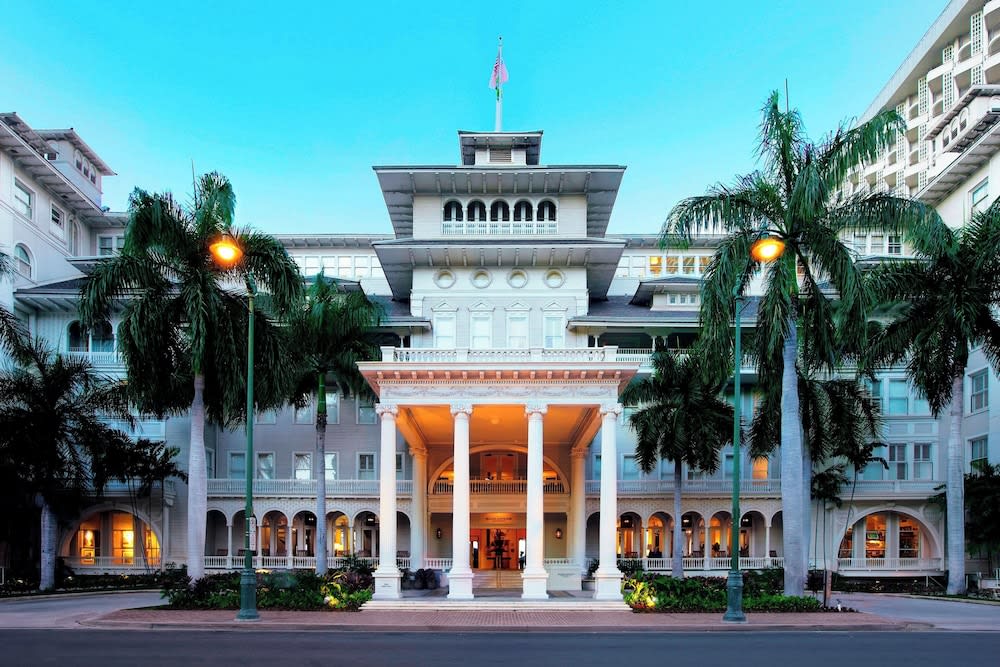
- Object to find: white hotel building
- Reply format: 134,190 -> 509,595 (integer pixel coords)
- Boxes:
1,0 -> 998,598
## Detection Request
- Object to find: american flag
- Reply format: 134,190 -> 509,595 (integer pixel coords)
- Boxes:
489,46 -> 508,91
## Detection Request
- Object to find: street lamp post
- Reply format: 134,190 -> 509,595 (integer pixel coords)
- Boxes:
723,236 -> 785,624
210,234 -> 258,621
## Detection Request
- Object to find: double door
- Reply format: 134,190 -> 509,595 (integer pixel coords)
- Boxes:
471,528 -> 525,570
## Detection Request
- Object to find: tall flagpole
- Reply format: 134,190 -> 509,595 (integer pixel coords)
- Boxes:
495,36 -> 503,132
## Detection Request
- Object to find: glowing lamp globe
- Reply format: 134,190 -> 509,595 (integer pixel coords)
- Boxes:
210,233 -> 243,267
750,237 -> 786,263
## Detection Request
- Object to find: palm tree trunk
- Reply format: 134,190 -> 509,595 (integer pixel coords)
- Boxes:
780,319 -> 805,596
672,460 -> 684,578
802,449 -> 812,575
315,374 -> 328,575
186,373 -> 207,580
946,374 -> 966,595
38,498 -> 57,591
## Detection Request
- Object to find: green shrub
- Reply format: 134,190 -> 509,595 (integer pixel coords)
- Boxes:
623,571 -> 823,613
743,594 -> 822,612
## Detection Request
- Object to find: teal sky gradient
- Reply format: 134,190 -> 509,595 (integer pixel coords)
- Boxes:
1,1 -> 945,235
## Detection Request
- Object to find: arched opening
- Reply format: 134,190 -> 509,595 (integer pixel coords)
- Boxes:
205,509 -> 229,558
291,510 -> 317,558
14,244 -> 32,278
443,200 -> 463,222
770,511 -> 784,558
537,200 -> 556,222
65,509 -> 160,569
646,512 -> 670,560
489,200 -> 510,222
513,200 -> 533,222
354,511 -> 379,558
681,511 -> 705,556
66,319 -> 114,354
740,510 -> 768,558
260,510 -> 289,559
709,511 -> 732,558
838,510 -> 939,565
467,200 -> 487,222
618,511 -> 643,558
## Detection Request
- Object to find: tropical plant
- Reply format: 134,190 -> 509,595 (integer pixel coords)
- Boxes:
0,333 -> 135,589
662,90 -> 945,594
0,251 -> 28,354
620,346 -> 733,577
868,204 -> 1000,593
286,271 -> 381,574
80,172 -> 303,579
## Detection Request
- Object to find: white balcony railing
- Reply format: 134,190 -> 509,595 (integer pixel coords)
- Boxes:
381,346 -> 622,364
65,350 -> 121,367
849,480 -> 940,495
584,479 -> 780,496
441,221 -> 558,236
431,479 -> 567,495
64,556 -> 161,571
837,557 -> 943,571
207,479 -> 412,497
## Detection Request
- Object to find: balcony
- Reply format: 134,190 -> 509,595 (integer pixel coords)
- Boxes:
382,346 -> 624,364
837,557 -> 943,572
431,479 -> 567,495
64,349 -> 122,368
848,479 -> 940,497
585,478 -> 780,496
64,555 -> 161,573
206,478 -> 413,498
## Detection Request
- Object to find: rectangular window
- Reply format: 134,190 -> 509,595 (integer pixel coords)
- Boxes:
50,205 -> 65,230
229,453 -> 246,480
887,235 -> 902,255
358,453 -> 376,480
507,312 -> 529,348
629,256 -> 645,278
396,452 -> 405,480
254,410 -> 277,425
354,256 -> 370,278
293,400 -> 313,424
622,455 -> 640,481
357,398 -> 377,425
852,233 -> 867,255
866,379 -> 883,412
665,256 -> 678,274
970,370 -> 988,412
888,444 -> 907,480
205,450 -> 215,478
971,179 -> 989,214
682,256 -> 695,275
862,445 -> 886,481
13,180 -> 33,219
543,314 -> 565,348
648,256 -> 662,276
293,453 -> 312,481
971,436 -> 989,472
323,392 -> 340,425
913,443 -> 932,479
256,453 -> 275,480
433,313 -> 456,348
303,256 -> 320,276
698,255 -> 711,274
615,259 -> 629,278
887,379 -> 909,415
97,235 -> 125,256
722,453 -> 735,479
470,313 -> 492,349
324,452 -> 338,481
593,454 -> 601,479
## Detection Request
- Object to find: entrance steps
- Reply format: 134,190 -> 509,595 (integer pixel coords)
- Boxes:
363,598 -> 629,611
472,569 -> 523,589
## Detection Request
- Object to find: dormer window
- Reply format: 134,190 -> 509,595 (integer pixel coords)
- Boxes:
444,200 -> 463,222
537,200 -> 556,222
513,200 -> 533,222
489,201 -> 510,222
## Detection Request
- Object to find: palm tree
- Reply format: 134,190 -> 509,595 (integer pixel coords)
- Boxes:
287,272 -> 382,574
80,172 -> 303,580
866,201 -> 1000,594
0,334 -> 135,589
620,346 -> 733,577
663,91 -> 945,594
0,251 -> 28,353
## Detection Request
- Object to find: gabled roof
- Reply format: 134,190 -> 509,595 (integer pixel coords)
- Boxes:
36,128 -> 115,175
629,276 -> 703,306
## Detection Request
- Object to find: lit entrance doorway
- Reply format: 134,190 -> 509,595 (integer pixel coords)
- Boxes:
472,527 -> 526,570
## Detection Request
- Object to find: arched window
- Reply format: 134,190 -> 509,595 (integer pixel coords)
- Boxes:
489,200 -> 510,222
513,200 -> 533,222
467,200 -> 487,222
443,200 -> 463,222
14,244 -> 32,278
68,221 -> 82,256
537,200 -> 557,222
67,319 -> 114,353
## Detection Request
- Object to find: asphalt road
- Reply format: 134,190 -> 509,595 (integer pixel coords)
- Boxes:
0,591 -> 163,628
1,630 -> 998,666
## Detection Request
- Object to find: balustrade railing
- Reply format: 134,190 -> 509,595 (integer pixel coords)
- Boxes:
837,557 -> 943,571
431,479 -> 567,494
381,346 -> 620,364
849,480 -> 941,495
65,350 -> 121,367
65,556 -> 161,571
424,558 -> 453,570
207,479 -> 411,497
584,478 -> 780,495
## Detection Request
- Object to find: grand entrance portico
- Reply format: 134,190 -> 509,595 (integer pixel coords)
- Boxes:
360,346 -> 637,600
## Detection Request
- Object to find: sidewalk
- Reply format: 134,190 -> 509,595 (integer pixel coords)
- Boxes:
85,607 -> 917,632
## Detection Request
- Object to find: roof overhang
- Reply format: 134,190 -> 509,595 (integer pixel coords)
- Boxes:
372,166 -> 626,238
919,121 -> 1000,205
0,113 -> 112,222
457,130 -> 543,165
36,128 -> 115,175
371,237 -> 626,300
629,277 -> 703,306
276,234 -> 394,249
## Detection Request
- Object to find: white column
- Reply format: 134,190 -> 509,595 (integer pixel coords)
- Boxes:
765,521 -> 772,564
570,451 -> 587,574
448,404 -> 474,599
373,404 -> 401,599
522,404 -> 549,599
227,522 -> 234,569
411,450 -> 427,570
594,403 -> 623,600
704,519 -> 711,566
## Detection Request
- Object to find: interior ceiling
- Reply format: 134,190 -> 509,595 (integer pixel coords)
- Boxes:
403,404 -> 595,448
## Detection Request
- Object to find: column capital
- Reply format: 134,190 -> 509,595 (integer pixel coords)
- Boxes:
524,403 -> 548,417
570,450 -> 589,461
600,403 -> 622,417
450,403 -> 473,417
376,404 -> 398,418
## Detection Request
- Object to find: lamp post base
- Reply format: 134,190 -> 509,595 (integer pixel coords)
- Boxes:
722,569 -> 746,623
235,569 -> 259,621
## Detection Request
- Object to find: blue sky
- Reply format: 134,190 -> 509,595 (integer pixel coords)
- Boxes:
1,1 -> 945,235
